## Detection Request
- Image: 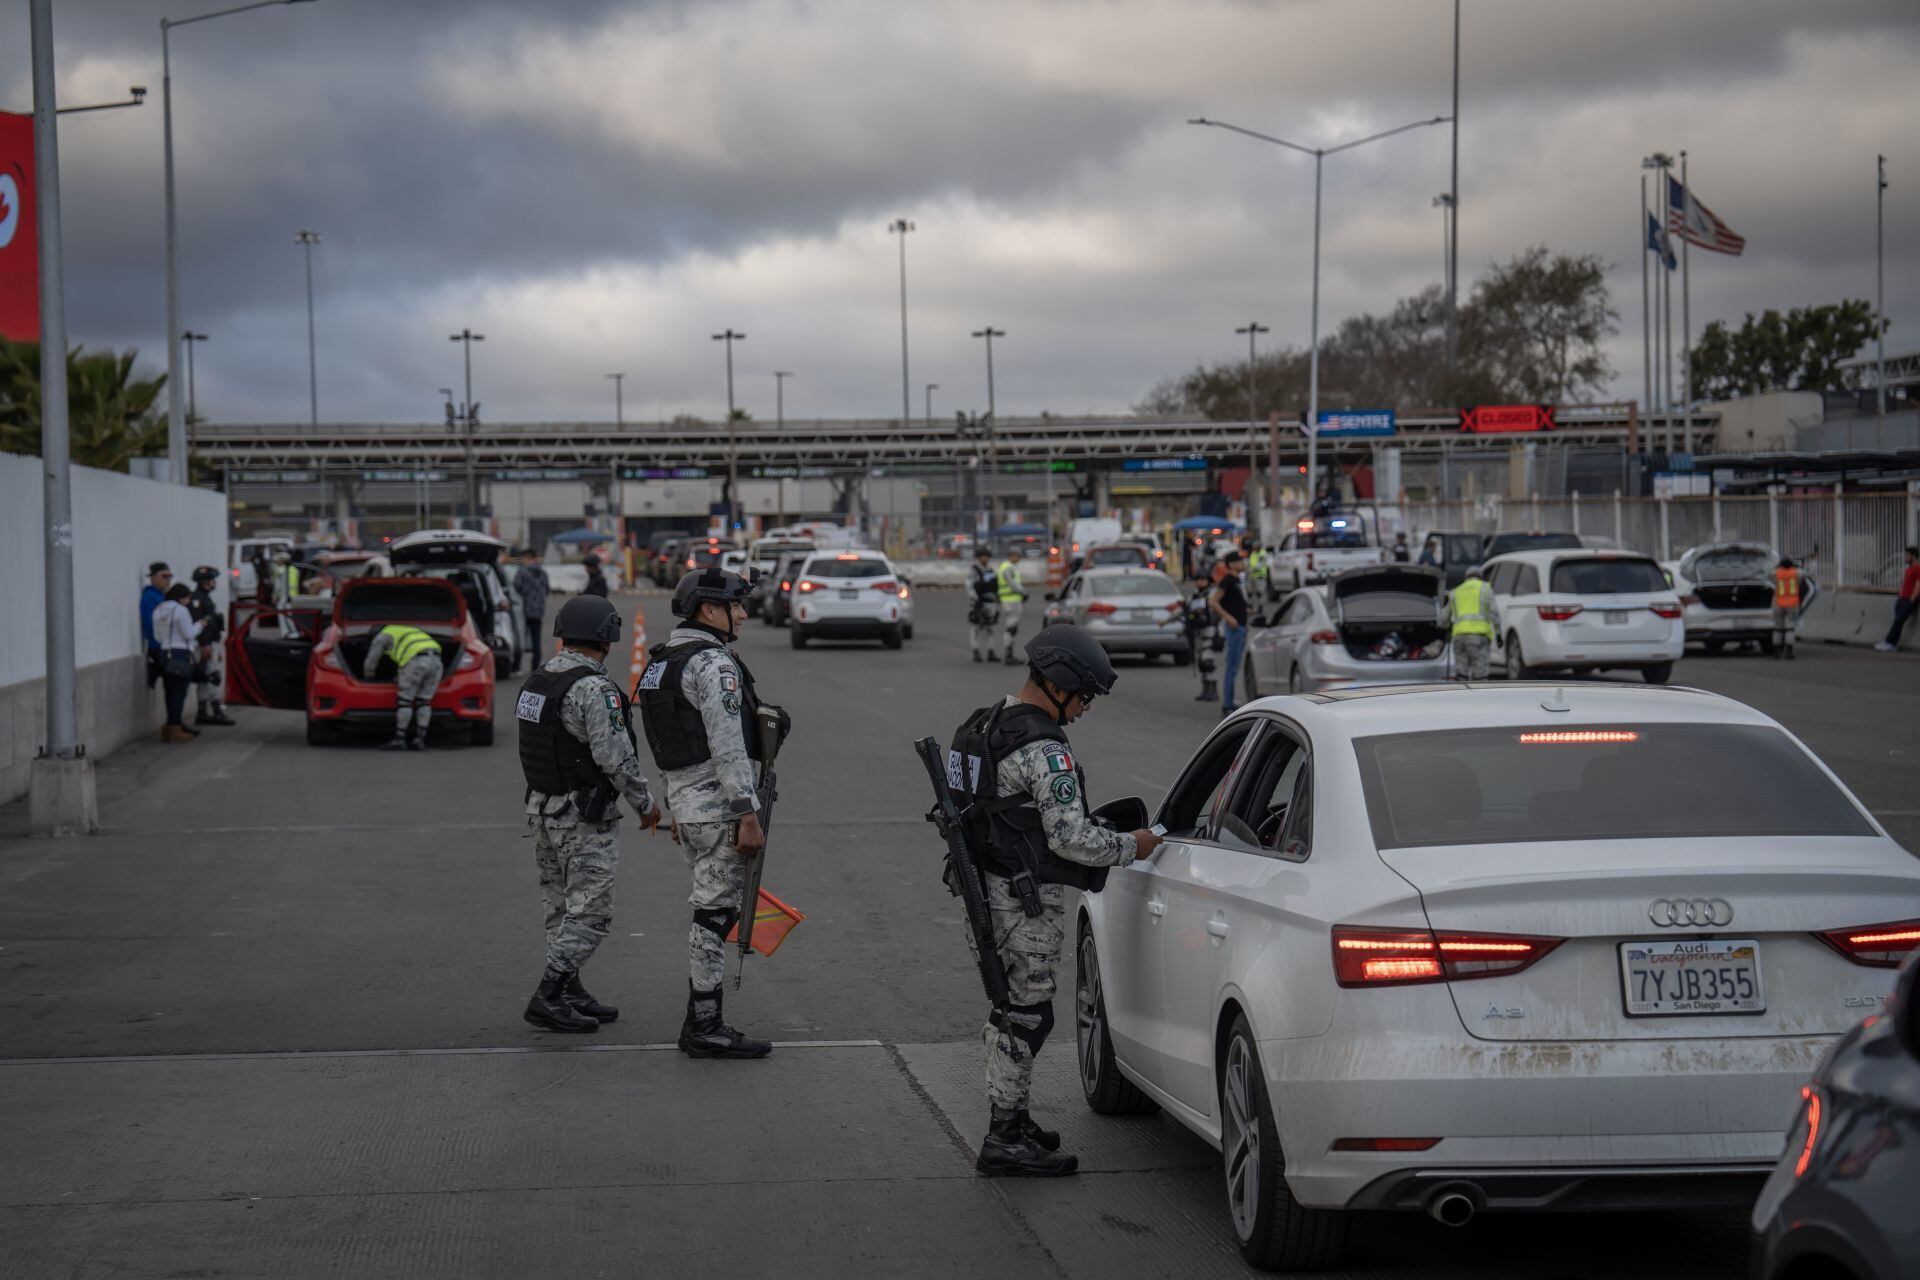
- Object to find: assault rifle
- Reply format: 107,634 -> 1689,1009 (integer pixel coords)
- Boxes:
733,703 -> 787,990
914,736 -> 1011,1013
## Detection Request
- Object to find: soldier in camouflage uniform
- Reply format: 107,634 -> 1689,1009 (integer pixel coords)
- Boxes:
636,568 -> 780,1060
948,625 -> 1163,1176
517,595 -> 663,1034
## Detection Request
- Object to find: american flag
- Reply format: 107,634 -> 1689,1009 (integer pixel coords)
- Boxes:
1668,174 -> 1746,256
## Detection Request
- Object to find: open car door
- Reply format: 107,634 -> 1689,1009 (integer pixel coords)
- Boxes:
225,599 -> 327,709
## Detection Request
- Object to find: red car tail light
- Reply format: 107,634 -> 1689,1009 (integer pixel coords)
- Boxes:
1331,925 -> 1563,988
869,579 -> 897,592
315,647 -> 342,671
1651,601 -> 1683,619
1085,602 -> 1117,615
797,579 -> 822,593
1537,604 -> 1584,621
779,580 -> 791,591
1309,629 -> 1340,645
1815,918 -> 1920,967
455,647 -> 485,671
897,586 -> 910,599
1794,1087 -> 1823,1177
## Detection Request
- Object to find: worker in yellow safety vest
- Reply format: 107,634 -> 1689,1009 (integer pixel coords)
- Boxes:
361,623 -> 446,751
1771,558 -> 1802,661
1448,568 -> 1496,680
995,555 -> 1028,664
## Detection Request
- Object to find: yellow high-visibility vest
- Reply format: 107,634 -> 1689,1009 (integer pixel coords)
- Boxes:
380,624 -> 439,668
1449,579 -> 1494,638
996,560 -> 1024,603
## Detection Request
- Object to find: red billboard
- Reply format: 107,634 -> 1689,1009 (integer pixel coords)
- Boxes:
0,111 -> 37,343
1459,404 -> 1555,433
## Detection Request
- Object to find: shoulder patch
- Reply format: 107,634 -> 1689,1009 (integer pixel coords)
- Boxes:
1044,748 -> 1075,774
604,690 -> 623,715
1049,774 -> 1078,805
637,660 -> 667,690
515,690 -> 546,722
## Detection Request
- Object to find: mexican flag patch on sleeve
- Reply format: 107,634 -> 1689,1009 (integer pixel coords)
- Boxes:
1046,750 -> 1074,774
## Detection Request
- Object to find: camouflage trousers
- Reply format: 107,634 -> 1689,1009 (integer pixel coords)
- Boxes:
998,601 -> 1025,658
395,654 -> 443,733
533,814 -> 620,974
680,821 -> 748,993
1453,633 -> 1490,680
968,600 -> 1000,658
966,873 -> 1067,1112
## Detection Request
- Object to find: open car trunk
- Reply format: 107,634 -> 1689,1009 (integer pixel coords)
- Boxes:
1331,564 -> 1447,661
337,629 -> 465,683
333,578 -> 467,683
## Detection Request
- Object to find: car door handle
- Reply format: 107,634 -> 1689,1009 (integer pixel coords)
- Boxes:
1206,918 -> 1230,939
1147,899 -> 1167,919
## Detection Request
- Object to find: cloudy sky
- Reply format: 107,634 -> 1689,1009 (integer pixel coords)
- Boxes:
2,0 -> 1914,425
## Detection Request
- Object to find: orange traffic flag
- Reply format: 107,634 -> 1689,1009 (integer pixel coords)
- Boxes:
725,888 -> 806,957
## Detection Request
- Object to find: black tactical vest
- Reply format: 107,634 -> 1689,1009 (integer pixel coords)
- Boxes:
517,663 -> 628,796
969,562 -> 998,602
949,702 -> 1108,893
635,639 -> 763,772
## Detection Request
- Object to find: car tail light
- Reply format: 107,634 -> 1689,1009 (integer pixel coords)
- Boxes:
780,580 -> 791,591
1794,1086 -> 1823,1178
455,648 -> 484,671
1309,629 -> 1339,645
897,586 -> 910,599
1329,1137 -> 1442,1153
1537,604 -> 1584,621
1331,925 -> 1563,987
1306,553 -> 1316,571
1815,918 -> 1920,967
686,557 -> 697,568
1651,602 -> 1683,619
798,579 -> 822,593
1086,602 -> 1117,616
315,647 -> 341,671
870,580 -> 897,592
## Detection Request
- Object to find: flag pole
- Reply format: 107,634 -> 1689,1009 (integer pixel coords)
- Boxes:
1641,173 -> 1652,425
1680,150 -> 1693,456
1662,214 -> 1673,450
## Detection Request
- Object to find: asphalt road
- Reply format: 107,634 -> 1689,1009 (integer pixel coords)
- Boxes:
2,587 -> 1915,1279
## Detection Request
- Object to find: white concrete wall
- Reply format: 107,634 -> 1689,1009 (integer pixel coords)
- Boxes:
0,454 -> 228,800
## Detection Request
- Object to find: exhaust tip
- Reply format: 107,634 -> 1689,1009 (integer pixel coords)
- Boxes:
1427,1188 -> 1477,1228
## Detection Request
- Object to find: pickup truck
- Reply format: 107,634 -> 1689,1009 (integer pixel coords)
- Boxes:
1270,510 -> 1387,589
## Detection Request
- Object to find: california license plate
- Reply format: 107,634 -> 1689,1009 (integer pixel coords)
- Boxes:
1620,939 -> 1764,1016
1605,609 -> 1630,624
838,589 -> 859,600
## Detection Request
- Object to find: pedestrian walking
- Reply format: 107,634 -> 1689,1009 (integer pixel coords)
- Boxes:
967,546 -> 1001,662
995,552 -> 1028,664
1210,550 -> 1251,714
514,548 -> 550,661
635,568 -> 783,1059
152,582 -> 202,742
186,565 -> 235,727
582,553 -> 609,598
140,562 -> 172,691
944,626 -> 1162,1176
362,623 -> 445,751
1772,557 -> 1803,660
1449,566 -> 1495,679
518,595 -> 663,1034
1874,546 -> 1919,653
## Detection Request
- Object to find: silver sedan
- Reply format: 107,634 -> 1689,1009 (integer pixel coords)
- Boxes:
1243,564 -> 1452,696
1042,567 -> 1189,661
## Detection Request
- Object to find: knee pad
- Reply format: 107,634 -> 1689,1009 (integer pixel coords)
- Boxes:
990,1001 -> 1054,1055
693,907 -> 738,941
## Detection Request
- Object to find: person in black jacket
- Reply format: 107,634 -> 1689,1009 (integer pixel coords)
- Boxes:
582,553 -> 610,598
186,565 -> 235,726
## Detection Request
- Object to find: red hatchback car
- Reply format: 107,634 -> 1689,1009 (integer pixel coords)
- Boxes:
225,576 -> 496,746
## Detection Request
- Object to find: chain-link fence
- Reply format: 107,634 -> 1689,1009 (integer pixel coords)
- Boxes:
1402,488 -> 1920,590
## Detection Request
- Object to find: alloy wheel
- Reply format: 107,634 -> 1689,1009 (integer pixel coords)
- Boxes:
1076,933 -> 1103,1096
1222,1036 -> 1262,1240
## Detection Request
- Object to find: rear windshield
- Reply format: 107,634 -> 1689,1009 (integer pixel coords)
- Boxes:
808,557 -> 890,579
1353,723 -> 1874,848
1550,558 -> 1667,595
1086,547 -> 1146,566
339,583 -> 459,624
1086,574 -> 1178,598
1485,532 -> 1582,557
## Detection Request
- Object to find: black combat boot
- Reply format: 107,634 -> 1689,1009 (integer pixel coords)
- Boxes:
380,733 -> 408,751
198,702 -> 236,727
1017,1109 -> 1061,1152
677,985 -> 772,1059
524,967 -> 599,1033
985,652 -> 1000,663
976,1107 -> 1077,1176
562,971 -> 618,1023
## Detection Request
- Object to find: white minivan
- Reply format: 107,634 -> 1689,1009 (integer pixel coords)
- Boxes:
1482,549 -> 1684,683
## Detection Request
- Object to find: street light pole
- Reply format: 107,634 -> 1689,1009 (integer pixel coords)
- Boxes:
889,218 -> 914,425
1877,154 -> 1888,443
449,328 -> 483,525
161,0 -> 314,485
1446,0 -> 1460,390
294,229 -> 320,426
774,370 -> 793,429
1190,114 -> 1448,513
1236,322 -> 1269,532
972,328 -> 1004,527
606,371 -> 625,425
713,329 -> 745,531
181,330 -> 208,425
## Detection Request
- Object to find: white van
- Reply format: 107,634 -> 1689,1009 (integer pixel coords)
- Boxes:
229,534 -> 296,598
1065,518 -> 1122,566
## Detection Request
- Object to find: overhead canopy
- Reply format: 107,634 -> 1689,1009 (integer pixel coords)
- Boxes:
1172,516 -> 1241,531
550,527 -> 614,545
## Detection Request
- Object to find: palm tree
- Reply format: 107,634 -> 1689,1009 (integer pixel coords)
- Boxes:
0,339 -> 169,472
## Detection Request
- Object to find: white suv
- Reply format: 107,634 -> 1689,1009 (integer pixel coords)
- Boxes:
1482,549 -> 1683,683
789,550 -> 911,650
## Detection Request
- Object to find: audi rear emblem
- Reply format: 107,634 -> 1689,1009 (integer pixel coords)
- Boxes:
1648,898 -> 1734,928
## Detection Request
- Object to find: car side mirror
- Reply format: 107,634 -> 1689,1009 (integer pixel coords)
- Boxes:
1090,796 -> 1149,831
1250,613 -> 1269,628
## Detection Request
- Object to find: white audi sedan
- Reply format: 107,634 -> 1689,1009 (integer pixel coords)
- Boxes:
1075,682 -> 1920,1271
